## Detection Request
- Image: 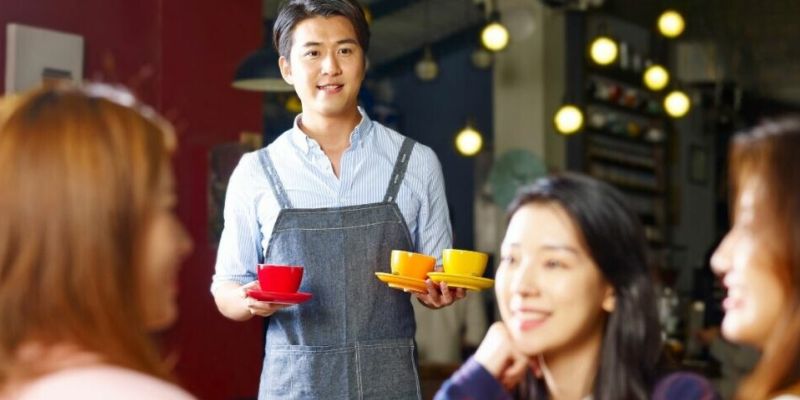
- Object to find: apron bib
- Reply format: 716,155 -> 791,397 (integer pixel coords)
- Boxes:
257,138 -> 422,400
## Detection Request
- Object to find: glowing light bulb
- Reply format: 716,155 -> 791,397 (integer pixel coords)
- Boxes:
554,105 -> 584,135
481,22 -> 510,52
455,124 -> 483,156
664,90 -> 691,118
590,36 -> 618,66
643,65 -> 670,91
658,10 -> 685,38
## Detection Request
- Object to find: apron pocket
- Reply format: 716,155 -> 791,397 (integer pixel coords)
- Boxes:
262,344 -> 353,399
356,340 -> 421,399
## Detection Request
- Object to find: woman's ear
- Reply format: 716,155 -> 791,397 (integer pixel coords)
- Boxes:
602,286 -> 615,312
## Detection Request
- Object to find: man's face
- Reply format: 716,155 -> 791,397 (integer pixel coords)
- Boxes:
279,16 -> 365,121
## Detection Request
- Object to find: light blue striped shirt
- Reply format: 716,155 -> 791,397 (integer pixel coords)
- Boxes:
211,108 -> 452,291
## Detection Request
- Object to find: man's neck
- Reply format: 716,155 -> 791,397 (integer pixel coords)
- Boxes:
298,108 -> 362,152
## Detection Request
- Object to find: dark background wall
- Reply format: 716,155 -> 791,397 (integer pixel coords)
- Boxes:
381,41 -> 493,251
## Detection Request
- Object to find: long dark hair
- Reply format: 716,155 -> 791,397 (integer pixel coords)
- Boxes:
728,117 -> 800,399
507,173 -> 662,400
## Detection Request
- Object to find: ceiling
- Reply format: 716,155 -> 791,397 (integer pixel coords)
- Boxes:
263,0 -> 486,68
262,0 -> 800,106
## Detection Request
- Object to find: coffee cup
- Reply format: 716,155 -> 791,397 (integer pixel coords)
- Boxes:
390,250 -> 436,280
442,249 -> 488,277
257,264 -> 304,293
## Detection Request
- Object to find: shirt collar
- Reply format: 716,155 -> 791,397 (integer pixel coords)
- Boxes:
289,107 -> 373,155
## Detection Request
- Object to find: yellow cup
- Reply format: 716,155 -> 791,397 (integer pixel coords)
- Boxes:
391,250 -> 436,280
442,249 -> 488,277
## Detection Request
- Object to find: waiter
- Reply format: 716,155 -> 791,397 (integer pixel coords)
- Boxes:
211,0 -> 464,398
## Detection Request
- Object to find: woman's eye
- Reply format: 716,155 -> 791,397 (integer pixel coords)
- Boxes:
499,255 -> 517,265
544,259 -> 564,269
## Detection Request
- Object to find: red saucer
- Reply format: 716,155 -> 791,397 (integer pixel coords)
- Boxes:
246,289 -> 312,304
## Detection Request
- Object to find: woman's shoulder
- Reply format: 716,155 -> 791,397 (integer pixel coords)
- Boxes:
15,365 -> 196,400
651,371 -> 721,400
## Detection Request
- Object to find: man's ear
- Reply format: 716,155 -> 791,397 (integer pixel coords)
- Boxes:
279,56 -> 293,85
602,286 -> 615,312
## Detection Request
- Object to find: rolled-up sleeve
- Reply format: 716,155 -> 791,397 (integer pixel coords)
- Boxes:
211,152 -> 265,293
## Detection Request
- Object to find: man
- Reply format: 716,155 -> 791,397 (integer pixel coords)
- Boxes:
211,1 -> 464,398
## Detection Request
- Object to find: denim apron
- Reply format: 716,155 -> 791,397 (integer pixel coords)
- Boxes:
257,138 -> 422,400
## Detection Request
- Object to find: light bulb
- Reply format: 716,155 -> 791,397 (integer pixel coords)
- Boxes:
481,22 -> 509,52
471,47 -> 493,69
658,10 -> 685,38
664,90 -> 690,118
455,125 -> 483,156
590,36 -> 618,66
553,104 -> 583,135
554,105 -> 584,135
643,65 -> 669,91
415,46 -> 438,81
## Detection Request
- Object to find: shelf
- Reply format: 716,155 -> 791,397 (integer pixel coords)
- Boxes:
587,65 -> 648,89
586,98 -> 663,119
584,128 -> 663,146
588,148 -> 657,170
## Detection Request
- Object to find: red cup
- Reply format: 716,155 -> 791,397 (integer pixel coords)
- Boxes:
257,264 -> 304,293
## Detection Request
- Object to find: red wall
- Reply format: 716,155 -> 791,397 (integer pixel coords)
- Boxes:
0,1 -> 265,398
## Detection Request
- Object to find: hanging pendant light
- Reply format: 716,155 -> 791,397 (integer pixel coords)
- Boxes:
664,90 -> 691,118
658,10 -> 685,38
554,104 -> 584,135
589,36 -> 618,66
643,64 -> 670,91
415,46 -> 439,81
455,120 -> 484,156
481,0 -> 509,52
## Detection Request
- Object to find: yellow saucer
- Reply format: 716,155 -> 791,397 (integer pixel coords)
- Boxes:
375,272 -> 427,293
427,272 -> 494,291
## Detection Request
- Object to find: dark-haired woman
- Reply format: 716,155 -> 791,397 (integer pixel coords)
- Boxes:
436,174 -> 718,400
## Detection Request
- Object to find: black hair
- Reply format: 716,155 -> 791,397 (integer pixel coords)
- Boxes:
273,0 -> 370,60
507,173 -> 662,400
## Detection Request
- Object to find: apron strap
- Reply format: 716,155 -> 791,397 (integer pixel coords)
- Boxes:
258,148 -> 293,210
383,137 -> 416,203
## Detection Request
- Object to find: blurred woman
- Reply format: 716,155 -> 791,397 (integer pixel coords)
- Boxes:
436,173 -> 717,400
0,84 -> 194,399
711,117 -> 800,399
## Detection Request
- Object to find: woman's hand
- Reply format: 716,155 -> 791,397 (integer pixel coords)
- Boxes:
474,321 -> 538,390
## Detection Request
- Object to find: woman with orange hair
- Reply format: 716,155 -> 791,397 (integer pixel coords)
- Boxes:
0,84 -> 194,399
711,117 -> 800,399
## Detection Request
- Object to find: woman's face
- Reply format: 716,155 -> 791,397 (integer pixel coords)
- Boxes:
711,179 -> 787,348
496,203 -> 614,358
140,167 -> 193,330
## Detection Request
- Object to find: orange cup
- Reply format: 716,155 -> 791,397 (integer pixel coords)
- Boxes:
391,250 -> 436,280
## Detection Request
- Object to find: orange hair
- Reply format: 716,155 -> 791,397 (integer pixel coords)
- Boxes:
729,117 -> 800,399
0,84 -> 176,385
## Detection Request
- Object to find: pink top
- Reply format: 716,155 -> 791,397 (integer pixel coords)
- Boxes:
7,365 -> 196,400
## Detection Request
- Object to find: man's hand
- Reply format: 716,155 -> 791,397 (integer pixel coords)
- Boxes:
412,279 -> 466,308
241,281 -> 292,317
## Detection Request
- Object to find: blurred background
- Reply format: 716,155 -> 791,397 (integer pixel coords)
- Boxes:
2,0 -> 797,398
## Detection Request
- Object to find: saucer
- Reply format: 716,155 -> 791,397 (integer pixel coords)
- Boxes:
246,288 -> 312,304
374,272 -> 427,293
427,272 -> 494,291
